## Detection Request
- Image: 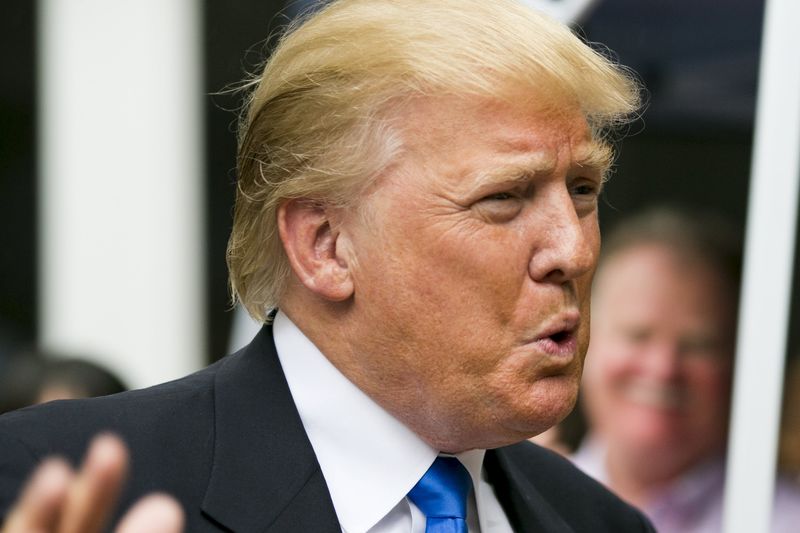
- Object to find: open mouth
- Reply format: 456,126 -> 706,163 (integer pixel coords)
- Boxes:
530,312 -> 581,357
549,329 -> 573,344
534,328 -> 577,357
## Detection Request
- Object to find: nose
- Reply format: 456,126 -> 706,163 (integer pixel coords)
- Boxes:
643,340 -> 683,381
527,190 -> 598,284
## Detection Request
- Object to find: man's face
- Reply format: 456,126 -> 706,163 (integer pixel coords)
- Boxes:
581,244 -> 734,474
340,94 -> 605,451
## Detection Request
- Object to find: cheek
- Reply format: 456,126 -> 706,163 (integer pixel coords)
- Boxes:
688,363 -> 732,411
585,336 -> 632,380
407,229 -> 529,321
583,340 -> 638,406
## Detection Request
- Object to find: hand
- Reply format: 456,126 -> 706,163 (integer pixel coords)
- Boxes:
2,433 -> 183,533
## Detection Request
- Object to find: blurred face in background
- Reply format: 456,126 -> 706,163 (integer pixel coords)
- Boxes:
36,384 -> 87,404
581,243 -> 735,480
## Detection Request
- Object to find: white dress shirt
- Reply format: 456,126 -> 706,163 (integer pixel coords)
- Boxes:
273,311 -> 514,533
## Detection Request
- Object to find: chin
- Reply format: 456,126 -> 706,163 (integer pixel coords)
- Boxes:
530,378 -> 580,417
497,406 -> 573,445
435,414 -> 559,452
472,427 -> 545,451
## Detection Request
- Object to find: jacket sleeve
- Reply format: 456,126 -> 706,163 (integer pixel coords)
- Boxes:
0,429 -> 42,525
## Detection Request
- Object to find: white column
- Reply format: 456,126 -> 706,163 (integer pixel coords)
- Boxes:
723,0 -> 800,531
38,0 -> 205,388
522,0 -> 601,24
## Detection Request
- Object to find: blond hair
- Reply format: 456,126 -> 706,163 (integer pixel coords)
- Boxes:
228,0 -> 641,321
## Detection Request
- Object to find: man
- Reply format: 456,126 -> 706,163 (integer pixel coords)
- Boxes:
0,1 -> 650,531
575,207 -> 800,532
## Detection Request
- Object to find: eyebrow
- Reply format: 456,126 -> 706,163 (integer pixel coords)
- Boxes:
474,139 -> 614,188
574,140 -> 613,180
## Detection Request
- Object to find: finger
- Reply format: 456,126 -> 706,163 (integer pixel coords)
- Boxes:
57,433 -> 129,533
115,494 -> 184,533
2,458 -> 73,532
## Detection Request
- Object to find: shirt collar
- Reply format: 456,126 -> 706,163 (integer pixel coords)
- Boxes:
274,311 -> 457,532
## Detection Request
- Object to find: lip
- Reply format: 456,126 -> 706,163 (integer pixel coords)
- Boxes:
529,311 -> 581,358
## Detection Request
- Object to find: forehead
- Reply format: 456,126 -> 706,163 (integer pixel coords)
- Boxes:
594,245 -> 732,323
389,93 -> 605,182
401,93 -> 588,144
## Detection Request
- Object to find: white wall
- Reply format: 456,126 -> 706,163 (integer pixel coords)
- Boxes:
38,0 -> 205,388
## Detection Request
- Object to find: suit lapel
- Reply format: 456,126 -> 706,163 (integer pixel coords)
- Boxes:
201,324 -> 340,532
485,447 -> 574,533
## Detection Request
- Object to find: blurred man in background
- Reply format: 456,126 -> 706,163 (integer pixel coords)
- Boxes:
575,207 -> 800,532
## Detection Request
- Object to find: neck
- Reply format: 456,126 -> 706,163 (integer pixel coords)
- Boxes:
278,290 -> 514,453
279,291 -> 445,446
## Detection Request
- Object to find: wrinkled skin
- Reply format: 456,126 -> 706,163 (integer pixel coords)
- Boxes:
291,93 -> 609,452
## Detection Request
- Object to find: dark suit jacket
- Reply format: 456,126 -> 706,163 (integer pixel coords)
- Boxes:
0,324 -> 653,532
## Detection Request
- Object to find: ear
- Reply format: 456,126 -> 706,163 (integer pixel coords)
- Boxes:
278,199 -> 355,302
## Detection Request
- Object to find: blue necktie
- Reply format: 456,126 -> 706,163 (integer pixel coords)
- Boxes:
408,457 -> 472,533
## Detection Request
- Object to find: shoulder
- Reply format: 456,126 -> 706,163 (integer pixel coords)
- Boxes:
0,358 -> 224,460
489,441 -> 655,532
0,357 -> 229,521
498,440 -> 607,491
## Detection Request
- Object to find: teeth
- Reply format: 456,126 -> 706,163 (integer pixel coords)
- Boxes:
622,383 -> 685,409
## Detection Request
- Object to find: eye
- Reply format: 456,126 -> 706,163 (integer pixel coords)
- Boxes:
569,179 -> 601,198
622,326 -> 650,345
473,190 -> 524,222
482,191 -> 516,201
571,183 -> 598,197
678,336 -> 721,359
569,177 -> 602,214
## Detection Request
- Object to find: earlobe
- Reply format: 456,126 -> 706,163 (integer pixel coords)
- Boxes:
278,200 -> 355,301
